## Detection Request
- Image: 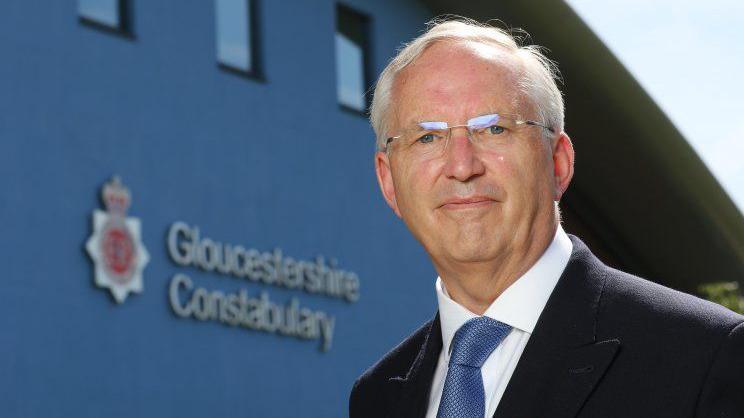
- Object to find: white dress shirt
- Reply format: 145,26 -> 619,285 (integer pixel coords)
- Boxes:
425,226 -> 573,418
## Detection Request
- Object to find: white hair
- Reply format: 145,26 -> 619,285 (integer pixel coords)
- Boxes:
369,17 -> 565,151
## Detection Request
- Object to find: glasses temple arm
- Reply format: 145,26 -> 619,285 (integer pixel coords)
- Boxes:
524,120 -> 555,134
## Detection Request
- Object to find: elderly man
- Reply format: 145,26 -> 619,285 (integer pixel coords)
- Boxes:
349,19 -> 744,418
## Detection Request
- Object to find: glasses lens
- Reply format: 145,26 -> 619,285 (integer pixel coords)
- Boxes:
403,128 -> 448,158
469,114 -> 512,147
389,114 -> 528,156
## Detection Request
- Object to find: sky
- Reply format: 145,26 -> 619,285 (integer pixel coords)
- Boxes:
565,0 -> 744,214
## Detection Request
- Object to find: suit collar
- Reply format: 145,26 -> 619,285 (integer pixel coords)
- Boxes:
386,313 -> 442,418
494,234 -> 621,418
529,234 -> 606,347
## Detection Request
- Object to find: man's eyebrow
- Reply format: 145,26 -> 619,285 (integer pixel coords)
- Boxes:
418,121 -> 448,130
399,116 -> 445,129
467,114 -> 499,127
399,109 -> 514,130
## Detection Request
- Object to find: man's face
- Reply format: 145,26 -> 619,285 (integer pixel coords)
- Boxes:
376,41 -> 573,269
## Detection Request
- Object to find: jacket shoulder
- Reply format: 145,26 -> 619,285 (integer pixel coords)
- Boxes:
564,235 -> 743,333
598,266 -> 744,413
600,264 -> 744,338
349,317 -> 437,418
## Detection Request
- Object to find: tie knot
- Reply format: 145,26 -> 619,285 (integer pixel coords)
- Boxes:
449,317 -> 511,368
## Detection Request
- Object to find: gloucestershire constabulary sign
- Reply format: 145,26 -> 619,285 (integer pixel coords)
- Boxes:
167,222 -> 357,351
85,176 -> 359,351
86,177 -> 150,303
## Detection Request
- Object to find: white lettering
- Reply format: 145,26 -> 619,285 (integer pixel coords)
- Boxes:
168,274 -> 335,351
166,222 -> 361,303
167,222 -> 193,266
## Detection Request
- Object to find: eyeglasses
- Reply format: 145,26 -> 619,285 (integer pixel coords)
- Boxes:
383,113 -> 554,158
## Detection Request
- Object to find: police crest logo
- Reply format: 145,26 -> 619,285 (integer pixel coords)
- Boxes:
86,176 -> 150,303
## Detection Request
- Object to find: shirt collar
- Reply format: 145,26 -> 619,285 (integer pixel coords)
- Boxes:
436,225 -> 573,357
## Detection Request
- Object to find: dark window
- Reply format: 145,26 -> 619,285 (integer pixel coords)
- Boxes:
78,0 -> 129,33
215,0 -> 259,76
336,5 -> 370,112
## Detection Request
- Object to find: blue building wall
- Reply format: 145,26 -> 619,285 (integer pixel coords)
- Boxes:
0,1 -> 436,416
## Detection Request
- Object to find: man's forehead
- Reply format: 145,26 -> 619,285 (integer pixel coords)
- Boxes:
390,40 -> 525,127
400,40 -> 522,80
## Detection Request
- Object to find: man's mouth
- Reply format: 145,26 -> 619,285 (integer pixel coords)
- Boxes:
439,196 -> 496,209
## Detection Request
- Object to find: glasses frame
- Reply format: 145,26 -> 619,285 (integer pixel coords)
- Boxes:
382,114 -> 555,153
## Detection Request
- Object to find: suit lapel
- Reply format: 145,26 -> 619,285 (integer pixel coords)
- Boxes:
386,314 -> 443,418
494,236 -> 621,418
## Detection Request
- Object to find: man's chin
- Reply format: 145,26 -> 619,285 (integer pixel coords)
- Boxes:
438,243 -> 503,266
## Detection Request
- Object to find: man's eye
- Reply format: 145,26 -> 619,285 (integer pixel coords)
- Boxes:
417,133 -> 437,144
488,125 -> 505,135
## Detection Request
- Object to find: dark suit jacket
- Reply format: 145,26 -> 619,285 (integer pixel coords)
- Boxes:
350,235 -> 744,417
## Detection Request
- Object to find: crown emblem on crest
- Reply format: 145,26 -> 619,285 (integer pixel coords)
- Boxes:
102,176 -> 131,215
86,176 -> 149,304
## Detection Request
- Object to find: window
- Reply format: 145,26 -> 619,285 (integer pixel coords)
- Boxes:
78,0 -> 129,33
215,0 -> 259,76
335,5 -> 370,112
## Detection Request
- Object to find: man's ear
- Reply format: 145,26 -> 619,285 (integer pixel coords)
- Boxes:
552,132 -> 574,201
375,151 -> 402,217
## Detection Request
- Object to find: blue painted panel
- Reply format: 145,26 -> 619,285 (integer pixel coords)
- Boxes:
0,1 -> 434,417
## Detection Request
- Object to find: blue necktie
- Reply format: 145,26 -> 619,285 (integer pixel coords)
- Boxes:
436,317 -> 512,418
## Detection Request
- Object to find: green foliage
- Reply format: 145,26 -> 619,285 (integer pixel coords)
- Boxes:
698,282 -> 744,314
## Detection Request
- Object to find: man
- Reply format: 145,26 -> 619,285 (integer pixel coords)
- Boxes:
349,18 -> 744,418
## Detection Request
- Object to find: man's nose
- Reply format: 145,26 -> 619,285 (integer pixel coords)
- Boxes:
442,129 -> 485,181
